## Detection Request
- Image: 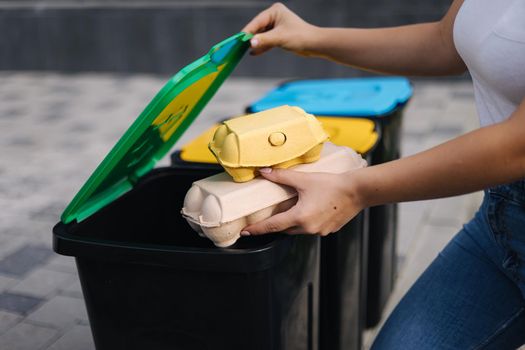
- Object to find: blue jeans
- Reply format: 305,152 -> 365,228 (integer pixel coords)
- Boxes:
372,180 -> 525,349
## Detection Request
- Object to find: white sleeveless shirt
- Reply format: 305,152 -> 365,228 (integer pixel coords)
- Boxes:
453,0 -> 525,126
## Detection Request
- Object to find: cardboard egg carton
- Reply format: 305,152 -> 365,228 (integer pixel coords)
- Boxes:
181,143 -> 367,247
209,105 -> 329,182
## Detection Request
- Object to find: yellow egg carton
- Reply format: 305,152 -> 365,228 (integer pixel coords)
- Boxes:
208,105 -> 329,182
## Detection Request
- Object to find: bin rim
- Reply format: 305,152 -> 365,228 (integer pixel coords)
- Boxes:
52,221 -> 295,273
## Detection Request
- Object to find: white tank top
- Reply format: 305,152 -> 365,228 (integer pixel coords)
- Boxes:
453,0 -> 525,126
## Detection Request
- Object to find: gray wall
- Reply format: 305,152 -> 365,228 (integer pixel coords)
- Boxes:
0,0 -> 452,77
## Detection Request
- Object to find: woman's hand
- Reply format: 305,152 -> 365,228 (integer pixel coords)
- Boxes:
241,3 -> 319,56
241,167 -> 364,236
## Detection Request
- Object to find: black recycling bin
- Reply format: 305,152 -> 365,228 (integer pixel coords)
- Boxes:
366,108 -> 403,327
170,116 -> 379,350
54,167 -> 320,350
248,77 -> 413,328
319,207 -> 369,350
52,33 -> 323,349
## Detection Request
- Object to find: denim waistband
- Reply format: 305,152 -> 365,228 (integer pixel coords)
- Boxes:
487,178 -> 525,204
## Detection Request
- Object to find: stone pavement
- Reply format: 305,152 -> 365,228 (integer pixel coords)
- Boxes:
0,72 -> 483,349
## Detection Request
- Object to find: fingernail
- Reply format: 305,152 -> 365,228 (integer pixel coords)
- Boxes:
259,167 -> 272,174
250,38 -> 259,47
240,231 -> 251,236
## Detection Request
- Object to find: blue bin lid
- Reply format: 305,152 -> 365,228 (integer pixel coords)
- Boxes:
249,77 -> 413,117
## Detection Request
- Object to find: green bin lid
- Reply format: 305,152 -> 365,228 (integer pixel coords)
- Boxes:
61,32 -> 252,224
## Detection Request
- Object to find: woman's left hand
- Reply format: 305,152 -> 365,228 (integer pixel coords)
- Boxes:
241,167 -> 364,236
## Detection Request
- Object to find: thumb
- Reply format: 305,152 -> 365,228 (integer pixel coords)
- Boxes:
259,167 -> 306,189
249,31 -> 282,56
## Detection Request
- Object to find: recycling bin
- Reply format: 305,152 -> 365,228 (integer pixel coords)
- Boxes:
51,32 -> 327,350
247,77 -> 413,328
53,166 -> 320,350
170,116 -> 379,350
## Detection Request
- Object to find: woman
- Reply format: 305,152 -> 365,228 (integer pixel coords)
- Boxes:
240,1 -> 525,348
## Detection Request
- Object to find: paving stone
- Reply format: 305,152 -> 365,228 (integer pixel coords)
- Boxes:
27,296 -> 88,329
402,108 -> 439,132
28,201 -> 65,223
400,137 -> 427,157
2,220 -> 56,248
0,276 -> 20,294
451,90 -> 475,100
427,193 -> 482,227
0,245 -> 53,277
0,234 -> 29,261
0,310 -> 22,335
397,200 -> 432,257
47,325 -> 95,350
431,124 -> 465,136
396,255 -> 406,275
423,133 -> 457,149
0,292 -> 44,316
465,191 -> 484,219
59,277 -> 83,299
0,321 -> 57,350
9,269 -> 74,298
44,256 -> 77,275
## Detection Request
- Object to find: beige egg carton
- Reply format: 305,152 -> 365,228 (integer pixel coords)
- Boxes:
181,143 -> 367,247
209,105 -> 329,182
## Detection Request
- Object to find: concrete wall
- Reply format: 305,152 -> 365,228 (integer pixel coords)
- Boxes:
0,0 -> 452,77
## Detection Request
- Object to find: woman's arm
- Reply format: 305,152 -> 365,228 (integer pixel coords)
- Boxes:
355,99 -> 525,206
242,98 -> 525,236
242,1 -> 466,76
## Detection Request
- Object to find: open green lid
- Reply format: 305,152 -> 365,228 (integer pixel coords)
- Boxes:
61,32 -> 252,224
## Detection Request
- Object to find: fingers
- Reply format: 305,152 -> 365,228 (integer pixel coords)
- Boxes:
241,4 -> 278,34
259,167 -> 307,189
242,207 -> 299,236
241,3 -> 289,55
249,31 -> 282,56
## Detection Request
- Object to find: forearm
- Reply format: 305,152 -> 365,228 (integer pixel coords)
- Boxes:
305,23 -> 465,76
351,108 -> 525,207
298,0 -> 465,76
243,1 -> 465,75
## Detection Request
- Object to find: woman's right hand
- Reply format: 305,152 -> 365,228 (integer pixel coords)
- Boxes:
241,3 -> 319,56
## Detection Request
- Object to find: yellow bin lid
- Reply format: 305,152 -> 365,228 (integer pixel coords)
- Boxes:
179,116 -> 378,164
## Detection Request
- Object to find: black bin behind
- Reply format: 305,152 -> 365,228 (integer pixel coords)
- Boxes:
247,77 -> 413,328
319,208 -> 369,350
366,108 -> 402,327
54,167 -> 320,350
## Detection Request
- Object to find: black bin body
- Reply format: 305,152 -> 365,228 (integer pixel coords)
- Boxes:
246,78 -> 412,329
365,108 -> 402,327
170,151 -> 368,350
53,167 -> 320,350
319,207 -> 369,350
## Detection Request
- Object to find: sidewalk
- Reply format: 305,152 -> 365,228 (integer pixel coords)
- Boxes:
0,72 -> 481,349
